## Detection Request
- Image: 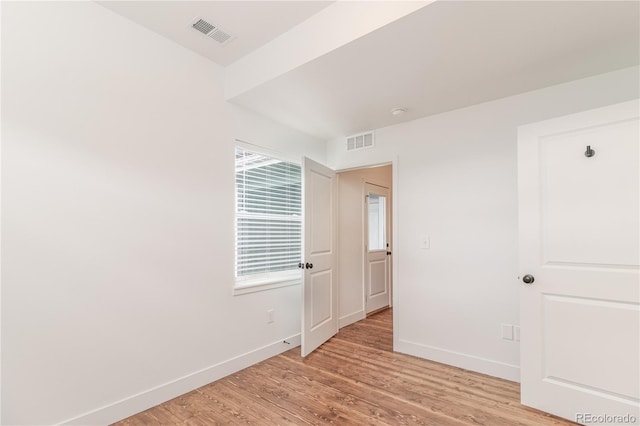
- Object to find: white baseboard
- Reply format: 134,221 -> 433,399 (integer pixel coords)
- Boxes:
59,334 -> 301,426
339,310 -> 365,328
395,338 -> 520,382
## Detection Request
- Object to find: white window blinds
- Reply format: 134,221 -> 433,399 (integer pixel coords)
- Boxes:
235,147 -> 302,282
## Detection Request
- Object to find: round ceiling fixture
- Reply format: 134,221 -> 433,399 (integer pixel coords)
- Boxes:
391,107 -> 407,117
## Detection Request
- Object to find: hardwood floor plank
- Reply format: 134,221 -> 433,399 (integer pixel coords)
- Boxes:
262,354 -> 455,425
318,338 -> 520,397
229,360 -> 394,425
212,369 -> 354,425
213,379 -> 315,425
310,341 -> 519,401
196,380 -> 303,425
280,351 -> 526,426
114,309 -> 576,426
267,354 -> 470,426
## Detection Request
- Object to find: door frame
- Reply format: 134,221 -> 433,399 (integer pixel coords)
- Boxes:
335,157 -> 400,348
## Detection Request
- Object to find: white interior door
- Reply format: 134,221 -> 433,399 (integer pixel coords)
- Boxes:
365,183 -> 391,314
518,100 -> 639,423
301,157 -> 338,357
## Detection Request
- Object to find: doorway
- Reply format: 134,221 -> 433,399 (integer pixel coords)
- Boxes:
336,164 -> 393,328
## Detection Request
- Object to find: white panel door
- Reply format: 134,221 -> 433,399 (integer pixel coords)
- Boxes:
518,100 -> 640,424
365,183 -> 391,314
301,157 -> 338,357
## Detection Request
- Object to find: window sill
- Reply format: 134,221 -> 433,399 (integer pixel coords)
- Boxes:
233,273 -> 302,296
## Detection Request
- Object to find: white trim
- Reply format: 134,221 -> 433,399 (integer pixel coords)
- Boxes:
391,157 -> 399,326
233,276 -> 301,296
58,334 -> 301,425
395,338 -> 520,382
339,310 -> 365,328
235,139 -> 301,165
335,161 -> 392,174
364,181 -> 390,190
0,2 -> 3,420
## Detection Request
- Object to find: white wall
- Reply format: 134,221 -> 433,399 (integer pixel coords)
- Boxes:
327,66 -> 640,381
337,165 -> 392,327
1,2 -> 324,425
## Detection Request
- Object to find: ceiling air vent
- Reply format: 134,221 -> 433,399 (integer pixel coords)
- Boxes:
346,131 -> 375,152
191,18 -> 234,45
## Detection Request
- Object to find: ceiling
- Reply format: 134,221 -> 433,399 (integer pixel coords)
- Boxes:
98,1 -> 333,66
99,1 -> 639,140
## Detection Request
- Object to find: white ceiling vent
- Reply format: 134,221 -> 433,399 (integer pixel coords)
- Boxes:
191,18 -> 234,45
346,131 -> 375,152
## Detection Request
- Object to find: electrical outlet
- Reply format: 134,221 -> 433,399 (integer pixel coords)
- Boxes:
501,324 -> 513,340
267,309 -> 274,324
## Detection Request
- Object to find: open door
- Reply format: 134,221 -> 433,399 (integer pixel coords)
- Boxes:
301,157 -> 338,357
365,183 -> 391,314
518,100 -> 639,423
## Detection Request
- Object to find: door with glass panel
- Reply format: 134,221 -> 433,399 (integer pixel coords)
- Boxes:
365,183 -> 391,314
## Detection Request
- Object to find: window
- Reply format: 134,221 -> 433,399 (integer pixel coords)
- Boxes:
368,193 -> 387,251
235,146 -> 302,292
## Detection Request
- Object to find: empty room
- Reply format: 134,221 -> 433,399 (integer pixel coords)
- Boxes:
1,1 -> 638,425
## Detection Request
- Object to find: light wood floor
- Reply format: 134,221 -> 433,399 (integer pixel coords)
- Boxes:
115,309 -> 576,425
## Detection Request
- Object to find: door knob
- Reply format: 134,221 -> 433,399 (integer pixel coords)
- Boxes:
522,274 -> 535,284
298,262 -> 304,269
305,263 -> 313,269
